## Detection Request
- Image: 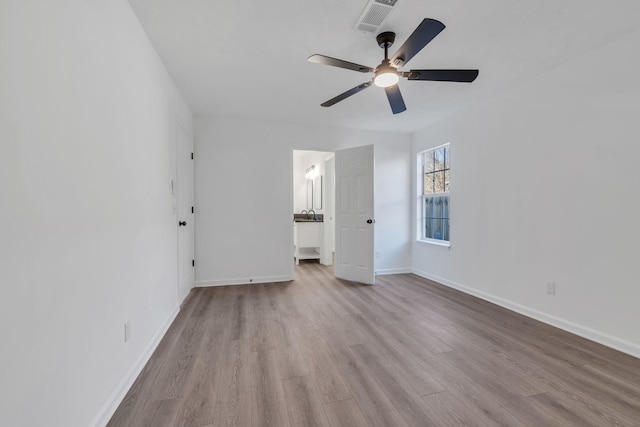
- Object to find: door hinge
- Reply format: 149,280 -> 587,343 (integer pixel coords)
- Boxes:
191,152 -> 194,160
191,206 -> 194,214
192,259 -> 195,267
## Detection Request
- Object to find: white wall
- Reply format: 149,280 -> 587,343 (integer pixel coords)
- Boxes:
411,27 -> 640,357
0,1 -> 192,426
195,117 -> 412,285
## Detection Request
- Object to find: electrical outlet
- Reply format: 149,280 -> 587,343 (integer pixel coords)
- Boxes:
546,282 -> 556,295
124,321 -> 131,343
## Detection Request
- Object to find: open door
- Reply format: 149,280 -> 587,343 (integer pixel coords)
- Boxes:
335,145 -> 375,284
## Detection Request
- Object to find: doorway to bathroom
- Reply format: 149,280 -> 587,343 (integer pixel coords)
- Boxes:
292,150 -> 335,268
291,145 -> 376,284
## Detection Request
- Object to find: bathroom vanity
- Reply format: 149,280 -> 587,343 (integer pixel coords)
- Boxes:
293,215 -> 323,265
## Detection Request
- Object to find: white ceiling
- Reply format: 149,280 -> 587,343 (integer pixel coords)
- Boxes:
127,0 -> 640,133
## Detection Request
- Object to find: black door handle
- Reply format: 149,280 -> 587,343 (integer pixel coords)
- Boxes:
179,221 -> 187,226
367,219 -> 374,224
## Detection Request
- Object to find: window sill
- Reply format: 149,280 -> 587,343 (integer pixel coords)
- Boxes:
416,239 -> 450,248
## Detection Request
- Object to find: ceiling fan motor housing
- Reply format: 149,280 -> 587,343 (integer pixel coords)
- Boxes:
376,31 -> 396,48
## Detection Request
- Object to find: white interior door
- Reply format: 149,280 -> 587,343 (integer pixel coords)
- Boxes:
335,145 -> 375,284
176,120 -> 194,302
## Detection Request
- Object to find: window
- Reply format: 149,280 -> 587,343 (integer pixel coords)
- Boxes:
420,144 -> 450,243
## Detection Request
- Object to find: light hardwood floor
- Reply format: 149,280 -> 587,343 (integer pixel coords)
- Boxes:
108,262 -> 640,427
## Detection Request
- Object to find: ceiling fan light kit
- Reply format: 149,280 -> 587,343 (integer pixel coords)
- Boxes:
308,18 -> 479,114
374,61 -> 399,87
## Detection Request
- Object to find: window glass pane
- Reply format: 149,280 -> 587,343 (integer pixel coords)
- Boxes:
434,171 -> 446,193
436,195 -> 444,219
425,219 -> 437,239
424,195 -> 449,241
434,147 -> 446,171
424,218 -> 433,239
442,195 -> 449,218
424,197 -> 433,218
444,145 -> 450,170
424,152 -> 434,173
433,217 -> 443,240
442,218 -> 450,241
444,170 -> 450,192
424,173 -> 434,193
423,197 -> 433,239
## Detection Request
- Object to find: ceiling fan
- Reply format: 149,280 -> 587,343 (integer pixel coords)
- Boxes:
308,18 -> 479,114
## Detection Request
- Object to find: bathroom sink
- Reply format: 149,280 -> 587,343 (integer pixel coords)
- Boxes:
294,218 -> 323,222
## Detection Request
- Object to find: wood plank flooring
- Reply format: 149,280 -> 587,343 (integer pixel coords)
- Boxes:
108,262 -> 640,427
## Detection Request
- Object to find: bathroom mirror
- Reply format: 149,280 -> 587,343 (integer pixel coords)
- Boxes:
306,179 -> 313,210
314,175 -> 322,209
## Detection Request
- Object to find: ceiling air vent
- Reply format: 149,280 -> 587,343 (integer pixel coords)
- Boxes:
354,0 -> 402,33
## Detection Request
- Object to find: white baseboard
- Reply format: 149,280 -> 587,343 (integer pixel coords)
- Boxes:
412,268 -> 640,360
375,267 -> 412,275
195,274 -> 293,287
89,305 -> 180,427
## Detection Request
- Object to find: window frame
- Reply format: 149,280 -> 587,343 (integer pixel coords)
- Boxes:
417,143 -> 451,247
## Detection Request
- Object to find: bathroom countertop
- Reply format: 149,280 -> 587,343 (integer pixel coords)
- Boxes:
293,213 -> 323,222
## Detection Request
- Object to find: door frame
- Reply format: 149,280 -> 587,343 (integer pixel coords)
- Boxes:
175,117 -> 195,302
288,148 -> 336,277
289,146 -> 374,282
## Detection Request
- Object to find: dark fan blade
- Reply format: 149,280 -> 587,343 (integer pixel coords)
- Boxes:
308,54 -> 374,73
384,85 -> 407,114
406,69 -> 479,82
390,19 -> 445,67
321,81 -> 373,107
